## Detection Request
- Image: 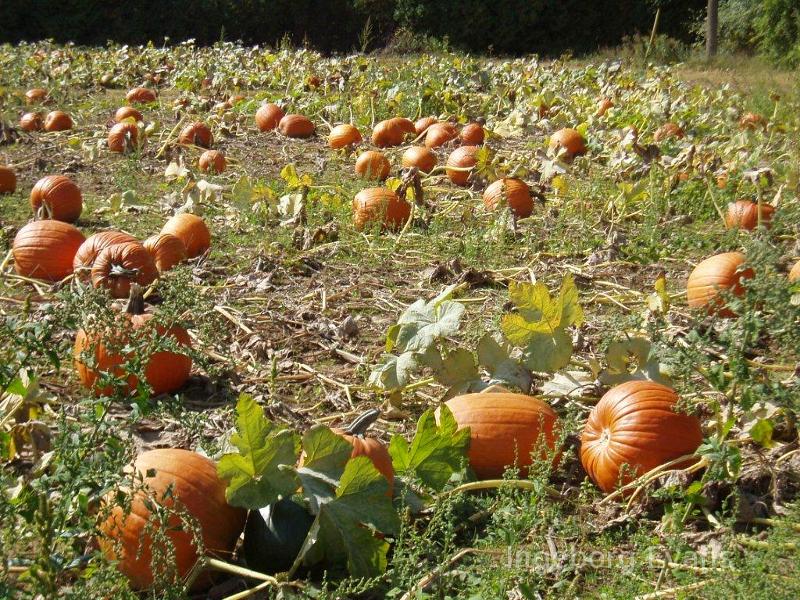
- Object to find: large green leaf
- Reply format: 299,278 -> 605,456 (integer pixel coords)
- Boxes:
295,425 -> 354,514
395,299 -> 465,353
477,334 -> 532,392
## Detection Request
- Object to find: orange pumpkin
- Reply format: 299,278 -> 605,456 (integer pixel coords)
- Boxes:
441,392 -> 559,479
44,110 -> 73,132
107,122 -> 139,153
179,122 -> 213,148
30,175 -> 83,222
355,151 -> 391,181
115,106 -> 143,123
445,146 -> 479,186
73,231 -> 138,280
25,88 -> 48,104
371,117 -> 414,148
724,200 -> 774,230
19,112 -> 44,132
91,242 -> 158,299
414,116 -> 438,135
332,409 -> 394,496
13,220 -> 85,281
352,187 -> 411,231
97,449 -> 245,590
580,381 -> 703,493
0,165 -> 16,194
278,114 -> 315,138
401,146 -> 437,173
328,124 -> 362,149
595,98 -> 614,117
739,112 -> 766,130
460,123 -> 485,145
654,122 -> 685,142
789,260 -> 800,283
161,213 -> 211,258
255,103 -> 285,132
198,150 -> 226,174
686,252 -> 753,317
549,128 -> 587,158
424,122 -> 458,148
143,233 -> 187,272
483,178 -> 533,218
126,87 -> 157,104
74,285 -> 192,396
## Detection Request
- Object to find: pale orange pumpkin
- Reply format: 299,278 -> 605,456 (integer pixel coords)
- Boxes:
19,112 -> 44,132
44,110 -> 73,132
91,242 -> 158,299
424,122 -> 458,148
355,151 -> 391,181
414,116 -> 438,135
0,165 -> 16,194
107,122 -> 139,153
371,117 -> 414,147
549,128 -> 587,158
278,114 -> 315,138
161,213 -> 211,258
460,122 -> 485,145
255,103 -> 285,132
13,220 -> 85,281
25,88 -> 48,104
126,87 -> 157,104
595,98 -> 614,117
739,112 -> 766,130
115,106 -> 143,123
198,150 -> 226,174
686,252 -> 753,317
724,200 -> 774,230
179,122 -> 213,148
445,146 -> 479,186
30,175 -> 83,222
332,409 -> 394,496
143,233 -> 187,272
789,260 -> 800,283
352,187 -> 411,231
401,146 -> 437,173
653,122 -> 685,142
73,231 -> 138,280
328,124 -> 362,149
483,178 -> 533,218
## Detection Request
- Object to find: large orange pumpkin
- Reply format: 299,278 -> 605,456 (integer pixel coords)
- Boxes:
91,242 -> 158,299
73,231 -> 138,280
278,114 -> 315,138
686,252 -> 753,317
355,151 -> 391,181
372,118 -> 414,148
332,409 -> 394,496
126,87 -> 157,104
401,146 -> 437,173
445,146 -> 479,186
790,260 -> 800,283
44,110 -> 73,132
19,112 -> 44,132
414,116 -> 438,135
13,220 -> 85,281
179,122 -> 213,148
143,233 -> 187,272
724,200 -> 774,230
424,122 -> 458,148
161,213 -> 211,258
352,188 -> 410,231
328,124 -> 362,149
255,103 -> 285,132
25,88 -> 48,104
115,106 -> 143,123
198,150 -> 226,174
653,122 -> 685,142
549,128 -> 587,158
441,392 -> 559,479
0,165 -> 16,194
107,122 -> 139,153
460,123 -> 485,145
97,449 -> 245,590
483,178 -> 533,218
580,381 -> 703,493
29,175 -> 83,222
74,284 -> 192,396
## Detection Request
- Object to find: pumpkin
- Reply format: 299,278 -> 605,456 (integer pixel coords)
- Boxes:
161,213 -> 211,258
724,200 -> 774,230
255,103 -> 285,132
178,122 -> 213,148
445,146 -> 479,186
441,392 -> 559,479
789,260 -> 800,283
115,106 -> 143,123
74,284 -> 191,396
653,122 -> 685,142
0,165 -> 16,194
352,187 -> 411,231
91,242 -> 158,299
25,88 -> 48,104
401,146 -> 437,173
97,448 -> 245,590
414,116 -> 438,135
243,499 -> 314,575
44,110 -> 73,132
424,122 -> 458,148
29,175 -> 83,222
126,87 -> 157,104
580,381 -> 703,493
143,233 -> 187,272
12,220 -> 85,281
332,409 -> 394,496
739,112 -> 766,130
595,98 -> 614,117
198,150 -> 226,174
355,151 -> 391,181
549,128 -> 587,158
19,112 -> 44,132
371,117 -> 414,148
278,114 -> 315,138
73,231 -> 138,280
225,94 -> 245,108
460,123 -> 485,145
483,178 -> 533,218
328,123 -> 362,149
107,122 -> 139,153
686,252 -> 753,317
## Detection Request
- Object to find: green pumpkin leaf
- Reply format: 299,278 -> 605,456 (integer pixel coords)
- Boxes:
433,348 -> 486,399
599,337 -> 670,385
749,419 -> 774,448
477,334 -> 532,392
295,425 -> 354,514
368,351 -> 418,391
395,299 -> 465,353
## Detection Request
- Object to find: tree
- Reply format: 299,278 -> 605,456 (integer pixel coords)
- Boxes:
707,0 -> 719,57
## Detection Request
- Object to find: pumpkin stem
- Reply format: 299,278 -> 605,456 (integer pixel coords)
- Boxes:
109,264 -> 140,278
35,201 -> 53,220
124,283 -> 145,315
344,408 -> 380,437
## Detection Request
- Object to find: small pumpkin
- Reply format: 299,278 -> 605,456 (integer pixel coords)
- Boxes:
97,448 -> 245,590
179,122 -> 213,148
198,150 -> 226,174
595,98 -> 614,117
19,112 -> 44,132
278,114 -> 315,138
580,381 -> 703,493
424,122 -> 458,148
352,187 -> 411,231
483,178 -> 533,218
789,260 -> 800,283
73,231 -> 138,280
161,213 -> 211,258
44,110 -> 73,132
401,146 -> 437,173
724,200 -> 774,230
414,116 -> 438,135
107,122 -> 140,153
739,112 -> 766,130
25,88 -> 48,104
460,122 -> 485,145
0,165 -> 16,194
143,233 -> 187,272
355,151 -> 391,181
13,220 -> 85,281
653,122 -> 685,142
371,117 -> 414,148
445,145 -> 479,186
332,409 -> 394,496
549,128 -> 587,158
255,103 -> 285,132
115,106 -> 143,123
30,175 -> 83,222
686,251 -> 753,317
441,392 -> 559,479
328,123 -> 362,149
91,242 -> 158,299
126,87 -> 157,104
